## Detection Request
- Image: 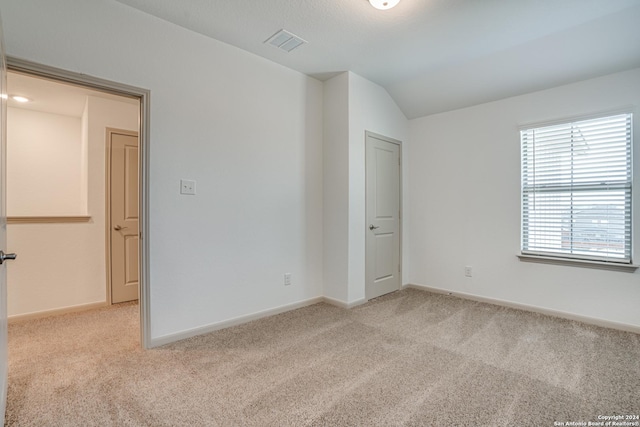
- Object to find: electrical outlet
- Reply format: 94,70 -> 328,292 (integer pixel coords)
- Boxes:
284,273 -> 292,286
464,266 -> 473,277
180,179 -> 196,195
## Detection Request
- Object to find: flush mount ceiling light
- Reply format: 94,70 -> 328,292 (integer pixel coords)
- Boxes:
11,95 -> 31,103
369,0 -> 400,10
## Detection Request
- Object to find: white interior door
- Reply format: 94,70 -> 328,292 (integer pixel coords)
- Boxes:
110,130 -> 139,304
365,132 -> 401,300
0,12 -> 9,419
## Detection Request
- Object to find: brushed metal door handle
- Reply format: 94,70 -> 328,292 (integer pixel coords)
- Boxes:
0,250 -> 17,264
369,224 -> 380,230
114,225 -> 128,231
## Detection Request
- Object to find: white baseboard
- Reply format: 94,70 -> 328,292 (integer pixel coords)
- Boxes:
322,296 -> 367,309
405,283 -> 640,334
149,296 -> 325,348
8,301 -> 108,323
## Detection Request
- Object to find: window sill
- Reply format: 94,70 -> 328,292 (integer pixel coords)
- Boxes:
517,254 -> 639,272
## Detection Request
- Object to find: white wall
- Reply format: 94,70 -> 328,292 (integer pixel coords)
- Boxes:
7,108 -> 83,216
323,71 -> 409,305
0,0 -> 324,340
408,67 -> 640,328
322,73 -> 349,303
6,96 -> 138,317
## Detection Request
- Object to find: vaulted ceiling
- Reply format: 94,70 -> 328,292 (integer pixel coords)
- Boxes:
113,0 -> 640,119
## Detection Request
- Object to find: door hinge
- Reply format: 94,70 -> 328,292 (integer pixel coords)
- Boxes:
398,264 -> 401,272
139,232 -> 143,239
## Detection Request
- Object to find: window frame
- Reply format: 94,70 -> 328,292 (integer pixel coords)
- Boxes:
518,111 -> 638,271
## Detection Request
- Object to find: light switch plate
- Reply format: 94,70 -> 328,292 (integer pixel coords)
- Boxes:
180,179 -> 196,195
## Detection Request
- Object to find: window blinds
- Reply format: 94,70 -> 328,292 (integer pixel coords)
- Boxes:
521,113 -> 632,263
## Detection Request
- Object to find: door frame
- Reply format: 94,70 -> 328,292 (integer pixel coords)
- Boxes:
105,128 -> 139,305
7,57 -> 152,349
0,14 -> 8,420
364,131 -> 403,300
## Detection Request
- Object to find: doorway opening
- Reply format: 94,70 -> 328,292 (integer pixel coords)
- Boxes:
106,128 -> 139,304
5,58 -> 150,348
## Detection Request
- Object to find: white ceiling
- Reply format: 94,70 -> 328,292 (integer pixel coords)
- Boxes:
114,0 -> 640,119
7,71 -> 139,117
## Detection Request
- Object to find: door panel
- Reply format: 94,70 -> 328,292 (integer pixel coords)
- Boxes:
375,148 -> 397,218
125,146 -> 138,219
365,132 -> 401,300
110,131 -> 139,304
374,233 -> 395,280
124,235 -> 139,285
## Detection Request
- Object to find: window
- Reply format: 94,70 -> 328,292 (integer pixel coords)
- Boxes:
521,113 -> 632,264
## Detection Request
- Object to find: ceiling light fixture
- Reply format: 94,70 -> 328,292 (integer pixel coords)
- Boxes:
11,95 -> 31,103
369,0 -> 400,10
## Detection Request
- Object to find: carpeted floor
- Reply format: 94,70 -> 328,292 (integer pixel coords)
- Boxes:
4,288 -> 640,426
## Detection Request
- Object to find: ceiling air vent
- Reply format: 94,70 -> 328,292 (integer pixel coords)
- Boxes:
264,29 -> 307,53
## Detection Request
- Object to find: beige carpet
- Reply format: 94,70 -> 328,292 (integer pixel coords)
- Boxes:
4,288 -> 640,426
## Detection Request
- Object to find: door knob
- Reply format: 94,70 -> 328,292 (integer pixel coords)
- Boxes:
0,250 -> 17,265
369,224 -> 380,230
114,225 -> 128,231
